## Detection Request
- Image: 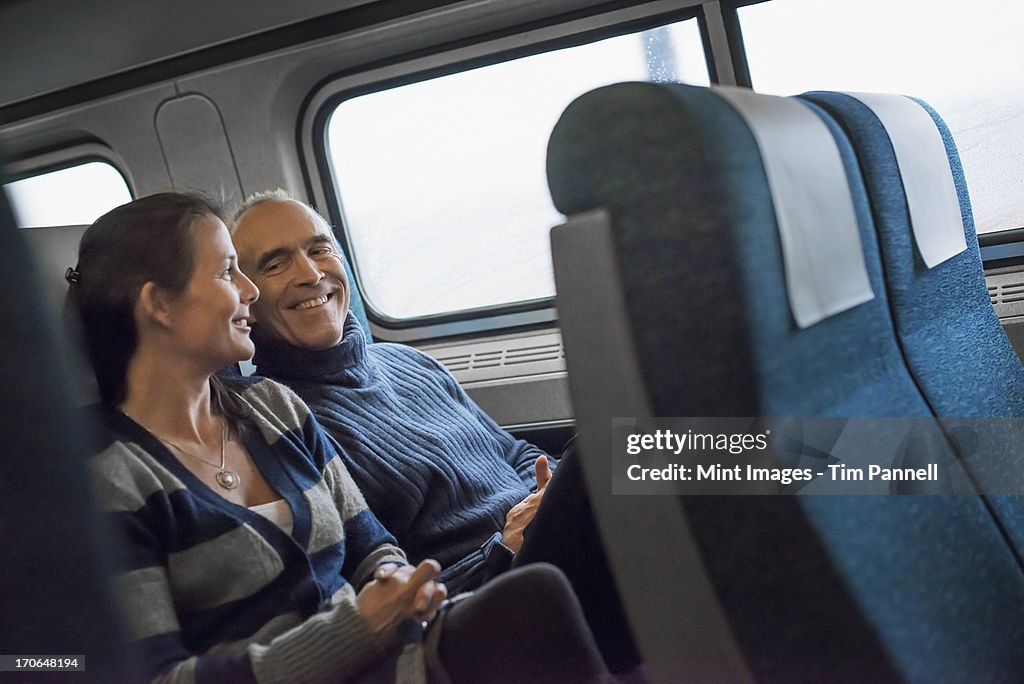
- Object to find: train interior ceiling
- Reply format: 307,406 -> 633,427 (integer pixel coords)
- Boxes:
5,0 -> 1024,679
5,0 -> 1024,442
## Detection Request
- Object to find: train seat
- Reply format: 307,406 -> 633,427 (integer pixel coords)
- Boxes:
546,82 -> 1024,681
799,91 -> 1024,417
19,223 -> 99,402
340,251 -> 371,336
0,182 -> 130,680
20,224 -> 87,315
799,90 -> 1024,557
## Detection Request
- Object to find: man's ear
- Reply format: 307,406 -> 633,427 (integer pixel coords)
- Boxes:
137,281 -> 175,329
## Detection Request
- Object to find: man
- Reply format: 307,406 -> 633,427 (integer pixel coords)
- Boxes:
230,191 -> 552,592
231,191 -> 638,672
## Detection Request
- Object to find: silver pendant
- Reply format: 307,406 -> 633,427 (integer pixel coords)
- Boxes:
216,470 -> 241,489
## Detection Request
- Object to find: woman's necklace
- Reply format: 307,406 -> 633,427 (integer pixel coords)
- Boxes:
125,411 -> 241,490
162,419 -> 240,490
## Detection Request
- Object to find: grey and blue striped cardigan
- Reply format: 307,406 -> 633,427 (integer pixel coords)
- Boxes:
89,378 -> 408,683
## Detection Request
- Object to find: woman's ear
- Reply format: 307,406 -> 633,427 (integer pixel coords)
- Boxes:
137,281 -> 175,330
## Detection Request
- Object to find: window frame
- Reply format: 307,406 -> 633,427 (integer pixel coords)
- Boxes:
300,0 -> 715,341
979,228 -> 1024,269
5,142 -> 134,227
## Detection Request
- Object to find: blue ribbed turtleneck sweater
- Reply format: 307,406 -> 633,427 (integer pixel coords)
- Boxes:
252,314 -> 547,593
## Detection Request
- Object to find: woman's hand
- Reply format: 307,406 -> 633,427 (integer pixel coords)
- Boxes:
356,559 -> 448,637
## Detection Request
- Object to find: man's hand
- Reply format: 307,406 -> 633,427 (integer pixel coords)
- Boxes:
501,455 -> 552,552
356,559 -> 447,638
535,453 -> 552,491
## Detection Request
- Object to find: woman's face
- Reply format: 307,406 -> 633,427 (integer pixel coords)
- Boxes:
164,214 -> 259,370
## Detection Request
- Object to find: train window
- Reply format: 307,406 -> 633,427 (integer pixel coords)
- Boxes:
738,0 -> 1024,235
5,160 -> 131,228
325,18 -> 709,321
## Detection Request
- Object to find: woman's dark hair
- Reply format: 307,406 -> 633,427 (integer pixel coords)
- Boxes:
66,192 -> 224,407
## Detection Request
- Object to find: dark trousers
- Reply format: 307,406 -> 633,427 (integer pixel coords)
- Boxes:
436,564 -> 614,683
511,446 -> 642,675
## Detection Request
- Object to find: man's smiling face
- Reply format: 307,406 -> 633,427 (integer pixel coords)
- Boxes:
232,199 -> 351,351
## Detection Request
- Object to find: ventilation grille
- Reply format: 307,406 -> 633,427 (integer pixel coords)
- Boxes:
435,341 -> 565,373
989,281 -> 1024,307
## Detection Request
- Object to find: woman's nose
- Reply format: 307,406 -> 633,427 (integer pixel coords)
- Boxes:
237,268 -> 259,303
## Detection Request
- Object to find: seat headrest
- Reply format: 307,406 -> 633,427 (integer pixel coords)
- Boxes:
840,92 -> 967,268
711,86 -> 874,327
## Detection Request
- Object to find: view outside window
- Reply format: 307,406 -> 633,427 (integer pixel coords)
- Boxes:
5,161 -> 132,228
327,19 -> 708,320
739,0 -> 1024,235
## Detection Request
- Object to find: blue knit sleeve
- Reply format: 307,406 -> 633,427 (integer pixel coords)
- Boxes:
440,531 -> 515,592
418,351 -> 551,486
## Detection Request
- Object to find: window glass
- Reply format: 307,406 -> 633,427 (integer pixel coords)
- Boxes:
326,18 -> 708,320
738,0 -> 1024,234
5,161 -> 132,228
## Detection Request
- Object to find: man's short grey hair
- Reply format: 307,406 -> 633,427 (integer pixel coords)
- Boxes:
230,189 -> 333,236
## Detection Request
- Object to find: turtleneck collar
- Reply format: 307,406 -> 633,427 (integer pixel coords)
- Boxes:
252,312 -> 371,386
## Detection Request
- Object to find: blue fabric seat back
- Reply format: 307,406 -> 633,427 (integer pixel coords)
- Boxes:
800,91 -> 1024,417
547,82 -> 1024,680
799,90 -> 1024,558
550,84 -> 926,419
340,250 -> 371,335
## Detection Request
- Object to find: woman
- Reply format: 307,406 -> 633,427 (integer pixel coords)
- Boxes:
69,193 -> 613,683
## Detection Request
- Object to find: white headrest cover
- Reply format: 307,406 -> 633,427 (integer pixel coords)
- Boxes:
844,92 -> 967,268
713,86 -> 874,329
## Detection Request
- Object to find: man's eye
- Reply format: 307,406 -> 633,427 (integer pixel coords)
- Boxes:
311,246 -> 334,258
264,261 -> 283,274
